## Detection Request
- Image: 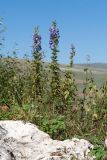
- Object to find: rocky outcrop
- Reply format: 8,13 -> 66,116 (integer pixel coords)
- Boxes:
0,120 -> 94,160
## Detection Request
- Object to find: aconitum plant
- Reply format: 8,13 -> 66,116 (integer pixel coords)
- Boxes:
32,27 -> 43,103
49,21 -> 61,112
49,21 -> 60,49
70,44 -> 75,67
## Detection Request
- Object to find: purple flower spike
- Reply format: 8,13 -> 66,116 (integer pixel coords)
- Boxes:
33,27 -> 41,52
49,21 -> 60,49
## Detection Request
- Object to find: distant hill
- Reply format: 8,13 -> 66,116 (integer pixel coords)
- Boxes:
0,58 -> 107,89
76,63 -> 107,69
60,63 -> 107,90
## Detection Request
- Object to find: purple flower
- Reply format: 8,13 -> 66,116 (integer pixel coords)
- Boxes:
33,28 -> 41,52
49,22 -> 60,49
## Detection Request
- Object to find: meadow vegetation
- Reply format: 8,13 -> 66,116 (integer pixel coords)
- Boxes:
0,19 -> 107,159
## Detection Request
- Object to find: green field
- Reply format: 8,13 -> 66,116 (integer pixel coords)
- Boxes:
60,63 -> 107,91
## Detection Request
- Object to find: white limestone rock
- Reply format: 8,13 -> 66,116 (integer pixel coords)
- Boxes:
105,138 -> 107,148
0,120 -> 94,160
